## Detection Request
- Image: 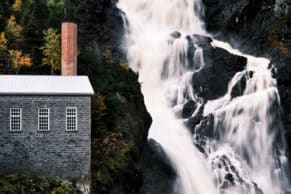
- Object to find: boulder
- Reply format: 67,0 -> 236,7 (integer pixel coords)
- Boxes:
138,139 -> 176,194
192,44 -> 247,100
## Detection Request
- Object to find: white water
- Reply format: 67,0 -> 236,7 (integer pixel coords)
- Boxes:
117,0 -> 289,193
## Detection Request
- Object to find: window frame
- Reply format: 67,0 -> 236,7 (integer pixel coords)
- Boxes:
66,107 -> 78,131
10,108 -> 22,132
38,108 -> 50,132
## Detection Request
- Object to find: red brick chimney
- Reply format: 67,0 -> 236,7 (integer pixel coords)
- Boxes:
61,22 -> 77,76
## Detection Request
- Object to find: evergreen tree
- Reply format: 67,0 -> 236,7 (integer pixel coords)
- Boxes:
0,1 -> 5,31
47,0 -> 64,28
31,0 -> 49,32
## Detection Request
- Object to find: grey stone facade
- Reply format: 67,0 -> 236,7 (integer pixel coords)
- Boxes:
0,95 -> 91,180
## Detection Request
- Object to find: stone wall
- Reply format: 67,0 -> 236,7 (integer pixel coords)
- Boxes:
0,95 -> 91,180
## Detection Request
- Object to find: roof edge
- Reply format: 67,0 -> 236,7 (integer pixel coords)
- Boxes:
0,93 -> 94,96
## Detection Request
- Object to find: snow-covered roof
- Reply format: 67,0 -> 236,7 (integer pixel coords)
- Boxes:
0,75 -> 94,95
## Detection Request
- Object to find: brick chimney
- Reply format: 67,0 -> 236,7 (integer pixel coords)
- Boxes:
61,22 -> 77,76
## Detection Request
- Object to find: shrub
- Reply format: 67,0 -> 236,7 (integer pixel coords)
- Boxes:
0,174 -> 81,193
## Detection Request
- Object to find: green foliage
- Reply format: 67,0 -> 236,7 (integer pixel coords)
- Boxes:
89,50 -> 140,96
92,132 -> 134,194
40,28 -> 61,74
47,0 -> 64,28
31,0 -> 49,28
0,174 -> 81,193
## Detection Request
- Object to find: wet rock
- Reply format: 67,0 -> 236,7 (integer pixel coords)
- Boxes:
192,46 -> 247,100
272,55 -> 291,168
273,55 -> 291,85
278,85 -> 291,160
188,114 -> 204,131
225,173 -> 235,184
230,78 -> 246,98
203,0 -> 262,32
253,182 -> 264,194
182,100 -> 197,118
194,114 -> 216,138
192,34 -> 213,46
202,0 -> 274,55
186,103 -> 205,131
195,142 -> 207,155
220,180 -> 233,189
138,139 -> 176,194
230,71 -> 253,98
170,31 -> 182,39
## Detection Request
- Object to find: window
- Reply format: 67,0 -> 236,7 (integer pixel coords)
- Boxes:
66,107 -> 77,131
10,108 -> 22,131
38,108 -> 49,131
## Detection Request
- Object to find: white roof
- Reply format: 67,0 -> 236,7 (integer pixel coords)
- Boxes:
0,75 -> 94,95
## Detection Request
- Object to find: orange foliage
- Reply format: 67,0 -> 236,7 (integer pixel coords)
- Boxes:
0,32 -> 7,50
6,16 -> 23,42
8,50 -> 32,72
12,0 -> 22,12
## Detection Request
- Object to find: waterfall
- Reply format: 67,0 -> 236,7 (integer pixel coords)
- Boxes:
117,0 -> 290,193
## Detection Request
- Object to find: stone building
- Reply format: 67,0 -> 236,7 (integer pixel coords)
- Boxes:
0,19 -> 93,191
0,75 -> 93,179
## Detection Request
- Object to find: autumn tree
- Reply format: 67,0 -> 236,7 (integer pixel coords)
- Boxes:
12,0 -> 22,12
40,28 -> 61,74
5,15 -> 23,47
0,32 -> 8,73
8,49 -> 31,73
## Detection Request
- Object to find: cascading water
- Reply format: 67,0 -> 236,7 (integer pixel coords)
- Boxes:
117,0 -> 290,193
